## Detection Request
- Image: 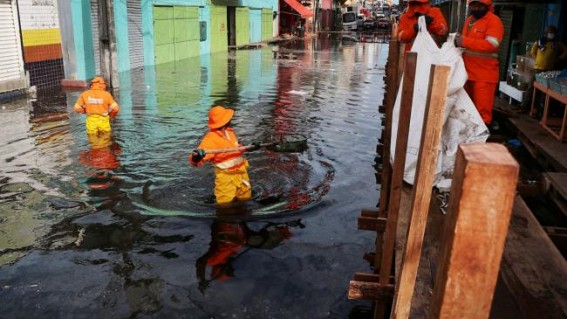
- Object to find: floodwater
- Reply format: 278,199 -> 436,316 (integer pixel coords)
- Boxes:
0,36 -> 388,318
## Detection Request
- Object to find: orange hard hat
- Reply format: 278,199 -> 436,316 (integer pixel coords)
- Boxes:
90,76 -> 107,89
208,105 -> 234,129
408,0 -> 429,2
468,0 -> 492,5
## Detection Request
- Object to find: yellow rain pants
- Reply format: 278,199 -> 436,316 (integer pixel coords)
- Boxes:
86,114 -> 111,134
214,162 -> 252,204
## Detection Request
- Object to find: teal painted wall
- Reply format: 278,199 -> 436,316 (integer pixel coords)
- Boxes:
71,0 -> 95,80
199,6 -> 211,55
249,8 -> 262,43
114,0 -> 130,73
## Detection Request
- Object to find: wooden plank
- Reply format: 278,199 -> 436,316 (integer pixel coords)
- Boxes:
500,196 -> 567,319
353,272 -> 395,285
379,52 -> 418,287
348,280 -> 395,301
374,39 -> 402,275
391,64 -> 451,319
544,226 -> 567,258
544,173 -> 567,217
508,116 -> 567,172
358,216 -> 387,232
429,144 -> 519,319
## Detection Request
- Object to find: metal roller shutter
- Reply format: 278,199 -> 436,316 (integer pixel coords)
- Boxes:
0,0 -> 26,92
127,0 -> 144,69
90,0 -> 101,74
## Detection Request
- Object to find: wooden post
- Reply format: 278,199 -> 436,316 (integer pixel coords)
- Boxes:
429,143 -> 519,319
374,39 -> 402,273
379,52 -> 418,286
391,64 -> 451,319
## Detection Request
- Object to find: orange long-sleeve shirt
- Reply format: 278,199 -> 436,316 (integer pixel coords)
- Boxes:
189,128 -> 246,168
398,5 -> 447,50
460,11 -> 504,83
74,82 -> 120,117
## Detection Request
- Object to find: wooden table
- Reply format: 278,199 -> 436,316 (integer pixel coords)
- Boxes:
531,81 -> 567,142
541,86 -> 567,142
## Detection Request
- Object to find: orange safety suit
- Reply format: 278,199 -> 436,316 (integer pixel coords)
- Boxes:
190,128 -> 252,204
460,10 -> 504,124
398,4 -> 447,51
74,77 -> 120,134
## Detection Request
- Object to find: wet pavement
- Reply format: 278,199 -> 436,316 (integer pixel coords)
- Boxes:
0,36 -> 387,318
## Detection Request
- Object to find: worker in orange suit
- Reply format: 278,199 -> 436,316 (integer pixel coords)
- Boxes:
189,106 -> 260,205
397,0 -> 448,51
455,0 -> 504,125
74,76 -> 120,135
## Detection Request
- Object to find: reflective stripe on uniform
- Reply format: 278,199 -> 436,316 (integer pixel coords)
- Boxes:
486,36 -> 500,48
463,49 -> 498,59
214,157 -> 245,170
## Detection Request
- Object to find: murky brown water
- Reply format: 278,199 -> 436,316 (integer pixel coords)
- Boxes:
0,36 -> 387,318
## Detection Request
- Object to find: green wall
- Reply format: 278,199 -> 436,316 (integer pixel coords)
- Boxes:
236,7 -> 250,46
154,6 -> 200,64
210,5 -> 228,53
261,8 -> 272,40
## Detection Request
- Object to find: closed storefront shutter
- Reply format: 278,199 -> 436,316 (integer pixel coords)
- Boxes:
153,6 -> 199,65
235,7 -> 249,47
127,0 -> 144,69
90,0 -> 101,74
261,8 -> 272,41
210,5 -> 227,53
249,8 -> 262,43
0,0 -> 26,92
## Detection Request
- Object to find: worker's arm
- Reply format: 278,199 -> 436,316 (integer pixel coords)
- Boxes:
397,14 -> 417,43
461,16 -> 504,54
73,93 -> 86,113
427,8 -> 448,37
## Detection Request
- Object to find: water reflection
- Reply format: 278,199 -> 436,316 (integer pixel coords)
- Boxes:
79,132 -> 125,209
196,219 -> 303,293
1,35 -> 387,317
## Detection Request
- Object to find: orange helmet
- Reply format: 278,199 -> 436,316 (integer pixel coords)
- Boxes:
468,0 -> 492,5
90,76 -> 107,89
408,0 -> 429,2
208,105 -> 234,129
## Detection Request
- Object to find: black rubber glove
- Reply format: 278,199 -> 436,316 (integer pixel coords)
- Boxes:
191,149 -> 206,162
424,14 -> 433,25
414,23 -> 419,33
248,142 -> 261,151
454,33 -> 463,47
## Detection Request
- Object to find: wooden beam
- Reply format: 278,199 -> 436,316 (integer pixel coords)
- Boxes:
358,216 -> 387,232
379,52 -> 418,287
353,272 -> 395,285
501,197 -> 567,319
391,64 -> 451,319
348,280 -> 395,301
429,144 -> 519,319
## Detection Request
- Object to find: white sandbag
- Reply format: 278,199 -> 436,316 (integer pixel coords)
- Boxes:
390,17 -> 489,190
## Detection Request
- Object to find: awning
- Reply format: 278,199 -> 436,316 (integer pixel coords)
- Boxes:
283,0 -> 314,18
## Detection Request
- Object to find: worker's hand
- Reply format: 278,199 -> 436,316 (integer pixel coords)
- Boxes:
423,14 -> 433,25
454,33 -> 463,47
248,142 -> 261,151
191,149 -> 206,162
413,23 -> 419,33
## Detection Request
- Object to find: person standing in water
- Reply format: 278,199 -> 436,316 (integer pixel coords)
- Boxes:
189,106 -> 259,205
73,76 -> 120,135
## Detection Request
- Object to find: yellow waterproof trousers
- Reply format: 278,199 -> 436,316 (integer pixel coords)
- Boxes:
214,162 -> 252,204
86,114 -> 111,134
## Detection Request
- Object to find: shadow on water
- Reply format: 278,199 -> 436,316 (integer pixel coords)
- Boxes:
0,35 -> 387,318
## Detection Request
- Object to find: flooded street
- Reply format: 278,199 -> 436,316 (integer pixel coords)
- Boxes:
0,36 -> 387,318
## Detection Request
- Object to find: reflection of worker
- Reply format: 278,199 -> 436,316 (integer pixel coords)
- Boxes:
455,0 -> 504,125
189,106 -> 259,205
196,220 -> 297,292
530,25 -> 567,72
397,0 -> 447,51
79,132 -> 122,193
73,76 -> 120,135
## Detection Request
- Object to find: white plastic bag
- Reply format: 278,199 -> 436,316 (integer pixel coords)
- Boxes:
390,17 -> 489,190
